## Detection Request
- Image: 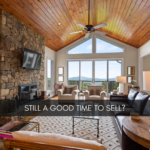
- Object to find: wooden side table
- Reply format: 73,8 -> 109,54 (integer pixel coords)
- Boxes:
0,121 -> 39,139
78,91 -> 85,100
128,86 -> 140,93
122,116 -> 150,150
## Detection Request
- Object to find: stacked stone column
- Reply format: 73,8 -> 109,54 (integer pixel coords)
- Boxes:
0,10 -> 45,100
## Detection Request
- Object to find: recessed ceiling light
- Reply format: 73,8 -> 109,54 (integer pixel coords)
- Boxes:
57,23 -> 61,26
37,0 -> 43,2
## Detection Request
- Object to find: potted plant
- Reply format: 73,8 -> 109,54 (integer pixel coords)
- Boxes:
131,80 -> 138,87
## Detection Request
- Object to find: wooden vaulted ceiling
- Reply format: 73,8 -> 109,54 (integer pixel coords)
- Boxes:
0,0 -> 150,51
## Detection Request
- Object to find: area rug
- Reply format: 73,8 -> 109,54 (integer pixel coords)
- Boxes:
30,116 -> 121,150
0,116 -> 121,150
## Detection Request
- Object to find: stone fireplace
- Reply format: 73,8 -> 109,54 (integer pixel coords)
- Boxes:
0,10 -> 45,100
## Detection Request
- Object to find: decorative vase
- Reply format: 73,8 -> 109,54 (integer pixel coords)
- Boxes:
132,85 -> 136,87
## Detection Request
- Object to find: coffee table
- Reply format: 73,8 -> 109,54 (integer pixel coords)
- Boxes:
72,101 -> 99,137
72,116 -> 99,137
122,116 -> 150,149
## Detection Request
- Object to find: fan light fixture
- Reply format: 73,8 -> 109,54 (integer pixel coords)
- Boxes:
69,0 -> 107,38
38,0 -> 43,2
57,23 -> 61,26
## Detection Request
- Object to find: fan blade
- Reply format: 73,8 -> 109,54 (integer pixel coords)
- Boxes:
70,31 -> 83,34
85,31 -> 90,38
95,30 -> 107,35
77,23 -> 87,29
93,23 -> 107,29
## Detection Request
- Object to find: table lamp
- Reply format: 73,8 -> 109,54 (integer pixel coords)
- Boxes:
116,76 -> 126,94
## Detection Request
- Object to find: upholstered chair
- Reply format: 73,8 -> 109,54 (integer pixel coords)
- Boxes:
84,85 -> 106,100
57,85 -> 78,101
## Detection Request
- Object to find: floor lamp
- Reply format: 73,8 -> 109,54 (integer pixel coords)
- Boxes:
116,76 -> 126,94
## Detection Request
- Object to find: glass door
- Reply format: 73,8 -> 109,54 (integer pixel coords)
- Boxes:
108,60 -> 122,93
47,59 -> 51,90
80,61 -> 93,90
94,61 -> 107,92
68,61 -> 80,88
68,59 -> 122,94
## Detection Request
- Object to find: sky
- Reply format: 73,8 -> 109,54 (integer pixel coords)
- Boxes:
96,38 -> 123,53
68,38 -> 123,54
68,38 -> 92,54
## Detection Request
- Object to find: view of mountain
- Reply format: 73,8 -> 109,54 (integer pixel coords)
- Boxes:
69,76 -> 116,81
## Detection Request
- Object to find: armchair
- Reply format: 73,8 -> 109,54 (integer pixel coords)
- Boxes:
84,85 -> 106,100
57,85 -> 78,102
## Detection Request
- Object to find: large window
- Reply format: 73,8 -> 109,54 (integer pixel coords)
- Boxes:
108,60 -> 121,93
67,36 -> 124,54
81,61 -> 92,90
95,61 -> 107,91
68,59 -> 122,95
47,58 -> 54,91
67,38 -> 92,54
96,38 -> 123,53
68,61 -> 79,86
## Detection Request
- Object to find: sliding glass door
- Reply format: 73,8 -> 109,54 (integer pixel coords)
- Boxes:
68,61 -> 80,87
68,59 -> 122,95
47,58 -> 54,91
108,60 -> 121,93
47,59 -> 51,90
95,61 -> 107,91
81,61 -> 93,90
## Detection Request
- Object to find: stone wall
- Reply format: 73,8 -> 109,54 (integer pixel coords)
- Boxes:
0,10 -> 45,100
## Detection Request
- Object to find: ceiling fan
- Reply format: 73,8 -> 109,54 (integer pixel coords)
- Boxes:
70,0 -> 107,38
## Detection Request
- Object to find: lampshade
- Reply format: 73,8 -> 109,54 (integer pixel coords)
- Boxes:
116,76 -> 126,83
143,71 -> 150,91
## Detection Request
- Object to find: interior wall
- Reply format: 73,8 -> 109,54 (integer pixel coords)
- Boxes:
143,54 -> 150,71
44,46 -> 56,96
56,32 -> 138,94
0,10 -> 45,100
138,41 -> 150,91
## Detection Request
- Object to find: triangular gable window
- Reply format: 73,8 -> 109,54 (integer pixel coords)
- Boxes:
96,38 -> 123,53
68,38 -> 92,54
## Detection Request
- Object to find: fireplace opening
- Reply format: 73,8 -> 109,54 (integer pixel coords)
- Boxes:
19,83 -> 38,105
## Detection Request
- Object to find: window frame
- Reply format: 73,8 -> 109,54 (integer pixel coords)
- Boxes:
46,57 -> 54,92
66,37 -> 93,55
66,35 -> 125,55
95,36 -> 125,54
67,58 -> 124,95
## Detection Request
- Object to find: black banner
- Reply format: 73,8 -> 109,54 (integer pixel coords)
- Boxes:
0,99 -> 150,117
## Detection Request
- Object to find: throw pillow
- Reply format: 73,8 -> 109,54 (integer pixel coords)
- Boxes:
89,89 -> 94,95
132,91 -> 149,115
96,89 -> 100,95
64,87 -> 73,94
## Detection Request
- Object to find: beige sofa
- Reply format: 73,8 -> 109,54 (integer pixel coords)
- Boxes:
57,85 -> 78,100
4,131 -> 107,150
84,85 -> 106,100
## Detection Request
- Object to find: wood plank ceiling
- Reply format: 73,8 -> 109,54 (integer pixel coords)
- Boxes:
0,0 -> 150,51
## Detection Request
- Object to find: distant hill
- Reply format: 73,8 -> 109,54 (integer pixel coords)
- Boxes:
69,76 -> 116,81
